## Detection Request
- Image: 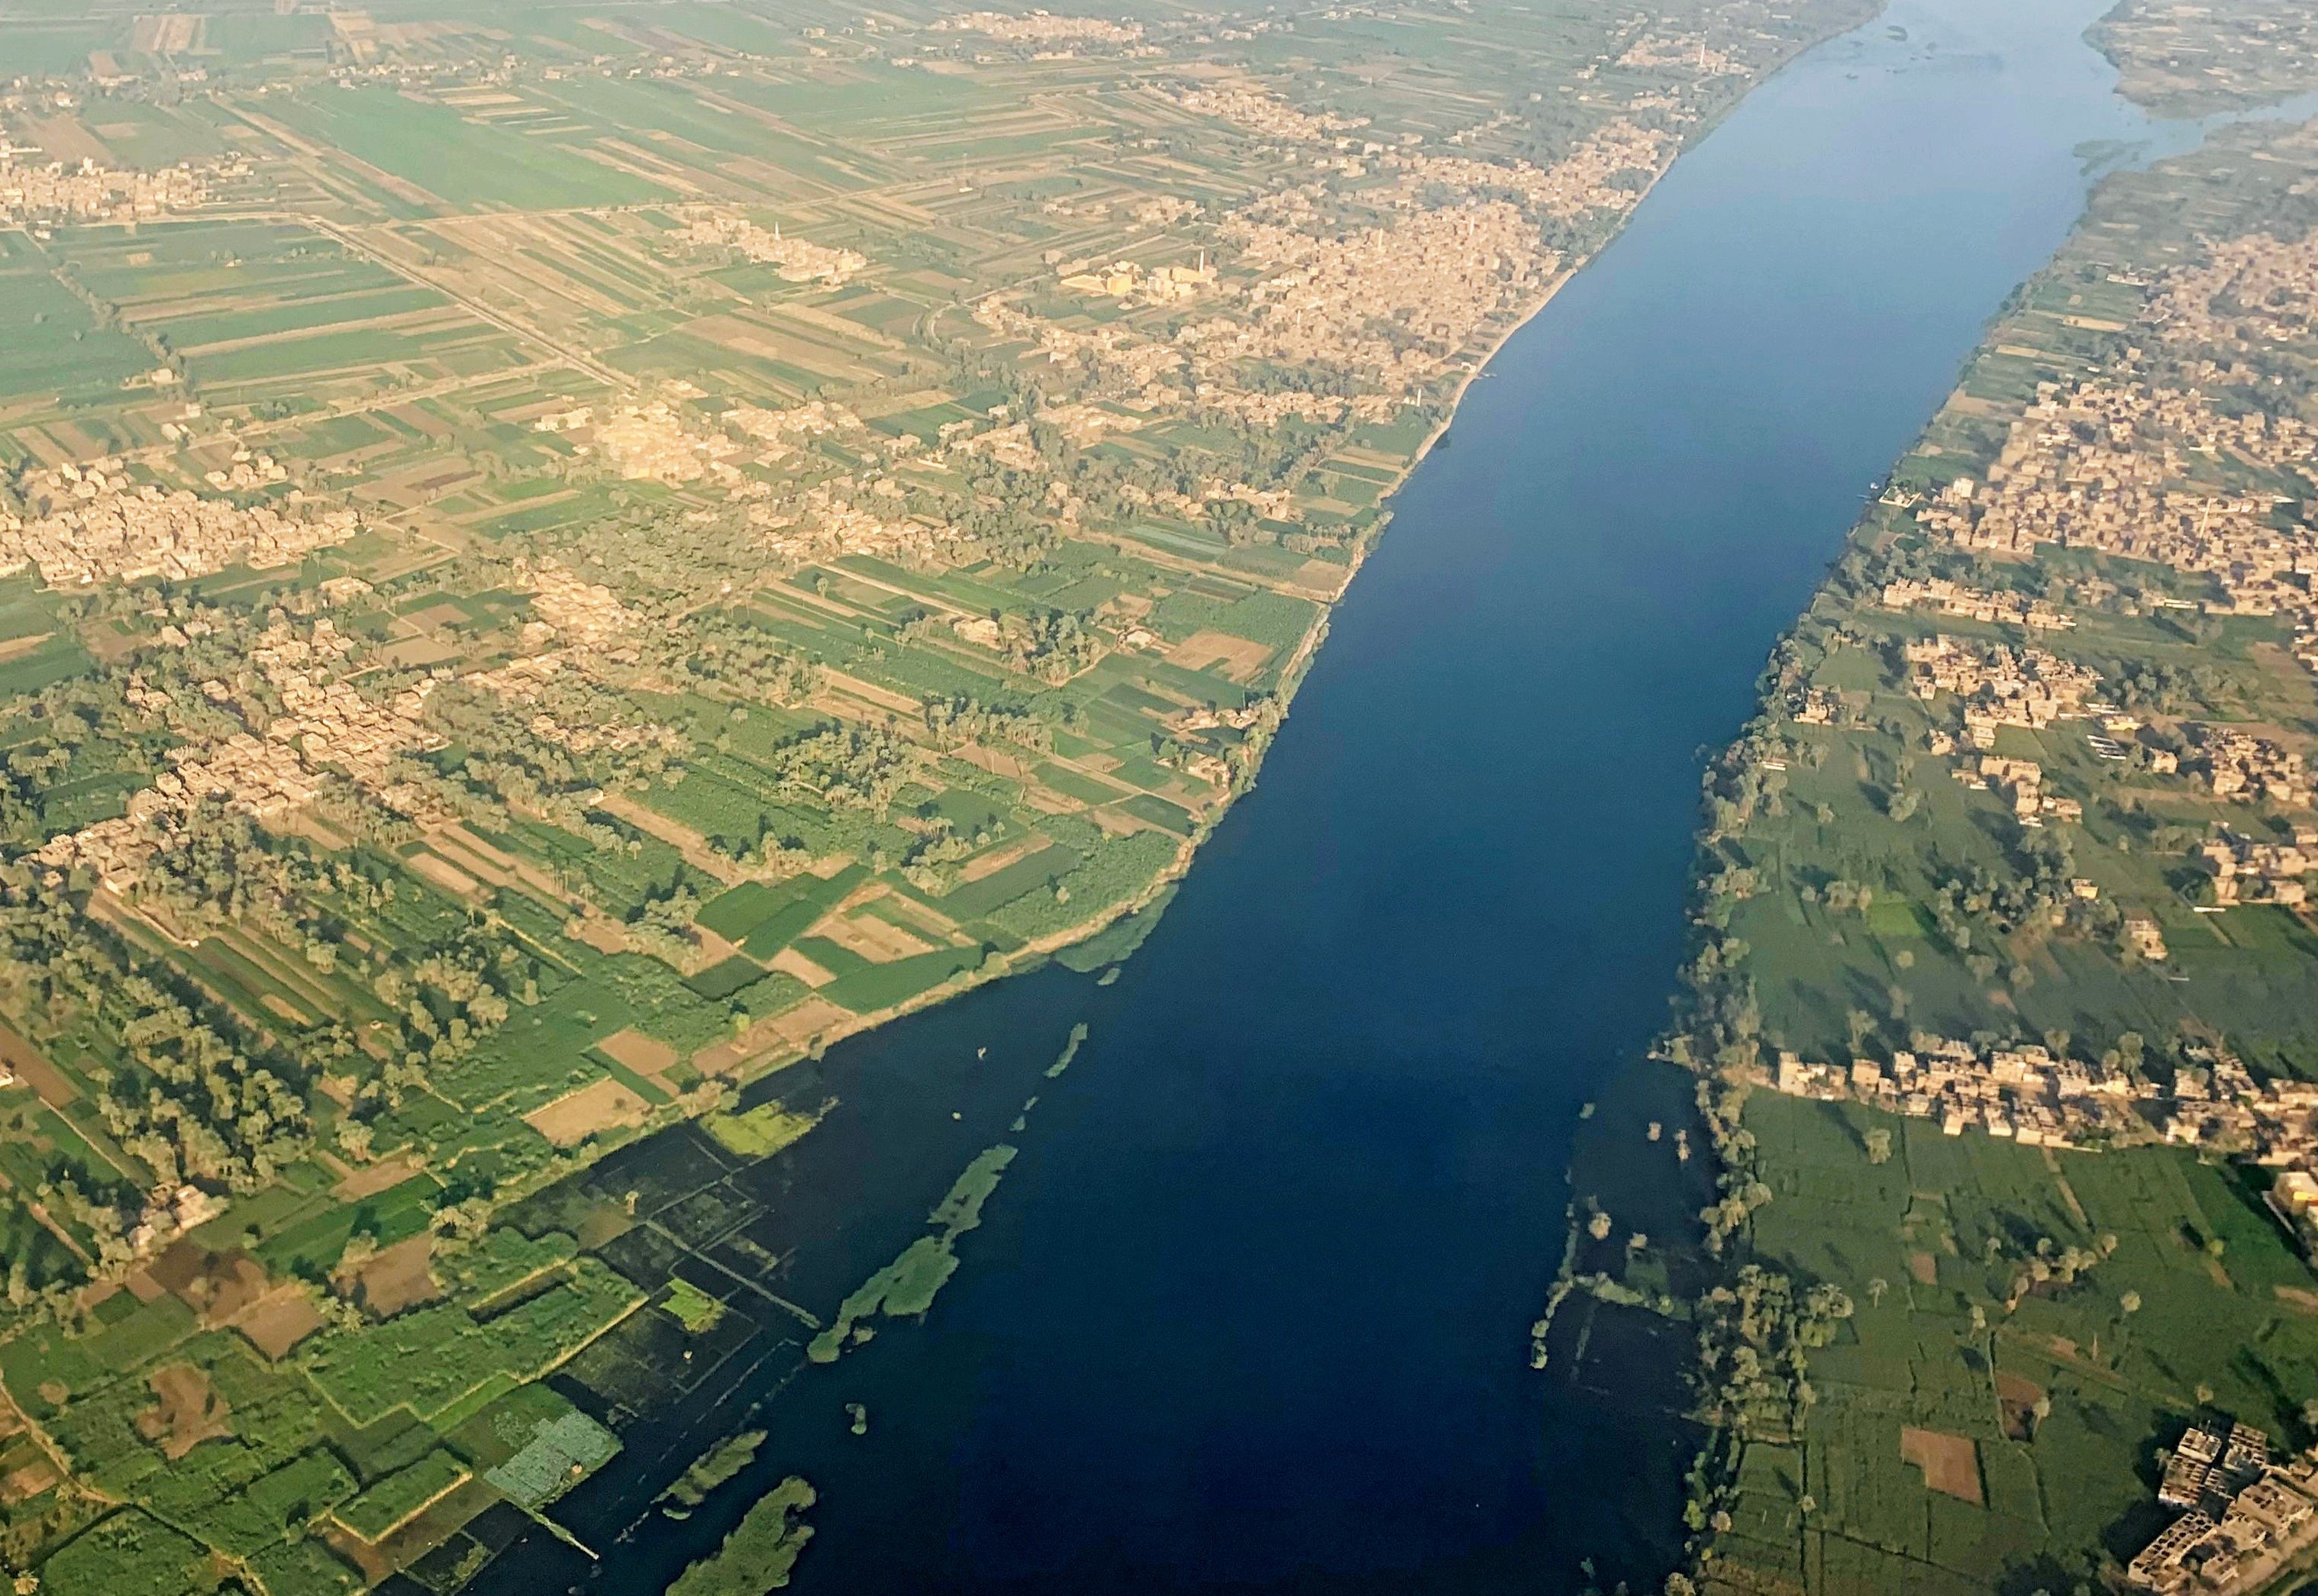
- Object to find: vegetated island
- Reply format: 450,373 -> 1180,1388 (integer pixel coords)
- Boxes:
658,1429 -> 767,1520
666,1475 -> 816,1596
1553,9 -> 2318,1595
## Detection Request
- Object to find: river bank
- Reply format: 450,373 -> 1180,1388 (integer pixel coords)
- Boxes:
1626,43 -> 2318,1596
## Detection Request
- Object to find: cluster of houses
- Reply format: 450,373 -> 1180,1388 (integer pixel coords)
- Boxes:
2152,229 -> 2318,371
1770,1039 -> 2156,1148
1772,1020 -> 2318,1263
2156,1049 -> 2318,1166
37,623 -> 440,890
1963,753 -> 2085,824
253,621 -> 441,790
199,447 -> 293,492
2197,827 -> 2318,907
1058,257 -> 1217,304
2131,1421 -> 2318,1594
1167,85 -> 1367,143
1878,576 -> 2075,631
725,398 -> 868,462
1902,634 -> 2106,741
969,105 -> 1673,421
936,10 -> 1146,46
0,461 -> 358,588
1773,1020 -> 2318,1162
1378,121 -> 1671,221
551,401 -> 745,488
673,211 -> 866,285
1192,195 -> 1559,381
2187,724 -> 2316,807
515,559 -> 639,652
126,1183 -> 224,1258
1914,379 -> 2318,673
0,153 -> 219,224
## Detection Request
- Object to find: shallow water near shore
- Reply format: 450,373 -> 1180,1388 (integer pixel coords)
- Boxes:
496,2 -> 2284,1591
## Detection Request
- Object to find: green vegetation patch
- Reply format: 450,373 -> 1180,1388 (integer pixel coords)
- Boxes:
667,1475 -> 816,1596
820,945 -> 983,1013
809,1145 -> 1015,1361
662,1276 -> 725,1334
270,87 -> 670,208
177,1447 -> 356,1558
434,1227 -> 578,1305
479,1407 -> 618,1509
40,1509 -> 210,1596
303,1259 -> 641,1425
686,954 -> 771,1001
247,1537 -> 363,1596
334,1448 -> 468,1542
660,1429 -> 764,1516
702,1097 -> 828,1159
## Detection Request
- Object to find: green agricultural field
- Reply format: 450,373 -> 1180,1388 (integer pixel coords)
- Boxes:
304,1260 -> 641,1426
335,1449 -> 468,1541
264,87 -> 672,209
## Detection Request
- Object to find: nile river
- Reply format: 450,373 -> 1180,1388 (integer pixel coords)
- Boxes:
503,2 -> 2249,1590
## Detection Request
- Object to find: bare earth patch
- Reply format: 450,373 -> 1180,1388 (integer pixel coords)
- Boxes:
0,1024 -> 76,1108
1900,1427 -> 1983,1504
1165,629 -> 1274,681
406,852 -> 481,898
567,911 -> 631,956
525,1077 -> 651,1147
151,1240 -> 271,1324
692,997 -> 851,1077
0,1459 -> 56,1506
353,1235 -> 441,1318
235,1287 -> 327,1360
815,911 -> 933,964
137,1365 -> 232,1460
334,1155 -> 424,1203
1997,1372 -> 2046,1441
770,946 -> 836,988
957,836 -> 1050,883
596,1027 -> 679,1078
1907,1251 -> 1939,1287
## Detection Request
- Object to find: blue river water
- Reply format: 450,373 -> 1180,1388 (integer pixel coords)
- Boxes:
554,2 -> 2277,1591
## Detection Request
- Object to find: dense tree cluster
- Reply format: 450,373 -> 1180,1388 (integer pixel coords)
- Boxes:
0,863 -> 309,1195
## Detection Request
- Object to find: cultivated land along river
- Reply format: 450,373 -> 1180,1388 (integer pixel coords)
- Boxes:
478,2 -> 2265,1591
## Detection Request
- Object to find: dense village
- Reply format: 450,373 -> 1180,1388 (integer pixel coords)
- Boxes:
0,151 -> 227,224
2126,1418 -> 2318,1594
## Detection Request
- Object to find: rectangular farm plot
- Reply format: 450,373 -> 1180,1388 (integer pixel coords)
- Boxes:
0,257 -> 152,404
59,220 -> 531,399
479,1405 -> 618,1508
1164,629 -> 1276,682
524,1077 -> 654,1149
692,864 -> 870,956
820,944 -> 985,1013
334,1448 -> 469,1543
302,1258 -> 642,1427
263,86 -> 673,209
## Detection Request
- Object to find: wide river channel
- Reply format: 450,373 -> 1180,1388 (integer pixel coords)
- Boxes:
506,2 -> 2265,1591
